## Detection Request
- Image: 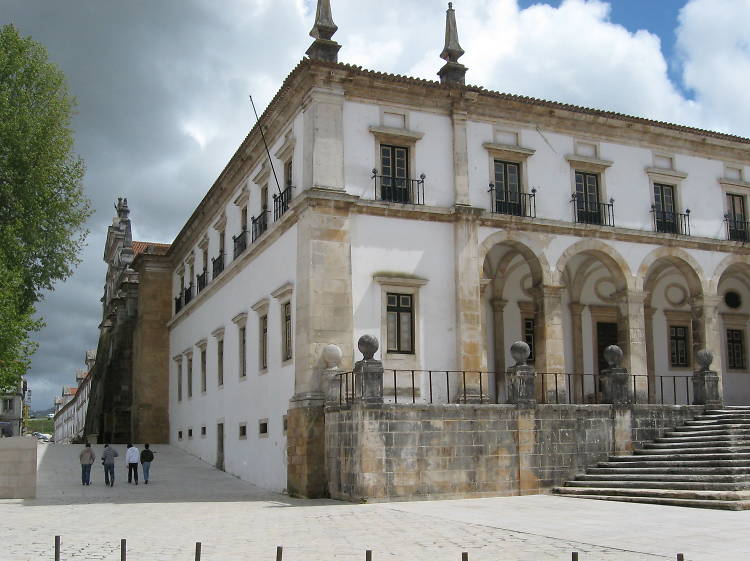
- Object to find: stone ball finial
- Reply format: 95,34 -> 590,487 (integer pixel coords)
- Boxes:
358,335 -> 379,360
322,344 -> 342,369
696,349 -> 714,371
510,340 -> 531,367
603,345 -> 623,369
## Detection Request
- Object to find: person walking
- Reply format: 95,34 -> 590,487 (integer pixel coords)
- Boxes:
126,443 -> 140,485
140,444 -> 154,484
102,444 -> 118,487
79,443 -> 95,485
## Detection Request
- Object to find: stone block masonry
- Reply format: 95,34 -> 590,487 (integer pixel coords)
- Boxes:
0,437 -> 36,499
325,403 -> 701,501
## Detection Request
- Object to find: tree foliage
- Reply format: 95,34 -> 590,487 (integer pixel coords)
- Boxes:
0,24 -> 91,391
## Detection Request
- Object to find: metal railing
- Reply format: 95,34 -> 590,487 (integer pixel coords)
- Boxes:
174,295 -> 183,314
725,216 -> 750,242
183,284 -> 193,307
212,253 -> 224,278
273,186 -> 293,221
371,170 -> 426,205
252,212 -> 268,242
651,208 -> 690,235
571,195 -> 615,226
488,185 -> 536,217
334,370 -> 695,406
196,269 -> 207,293
233,230 -> 248,258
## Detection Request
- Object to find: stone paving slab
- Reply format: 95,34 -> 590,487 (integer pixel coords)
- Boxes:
0,443 -> 746,561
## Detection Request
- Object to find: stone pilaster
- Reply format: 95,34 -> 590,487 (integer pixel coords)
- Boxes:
618,290 -> 649,401
492,298 -> 507,400
691,295 -> 724,401
287,194 -> 354,498
452,108 -> 470,206
569,302 -> 584,401
644,305 -> 656,403
534,286 -> 567,403
453,206 -> 486,400
302,88 -> 345,193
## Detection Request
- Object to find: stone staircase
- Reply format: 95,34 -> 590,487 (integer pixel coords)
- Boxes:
554,406 -> 750,510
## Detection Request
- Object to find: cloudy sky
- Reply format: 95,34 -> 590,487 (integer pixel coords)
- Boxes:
3,0 -> 749,410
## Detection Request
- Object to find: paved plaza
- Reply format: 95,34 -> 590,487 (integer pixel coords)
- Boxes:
1,443 -> 748,561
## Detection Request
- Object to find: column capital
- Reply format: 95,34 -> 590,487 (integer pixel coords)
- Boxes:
690,295 -> 721,309
533,285 -> 565,300
569,302 -> 585,314
491,298 -> 508,312
622,289 -> 647,306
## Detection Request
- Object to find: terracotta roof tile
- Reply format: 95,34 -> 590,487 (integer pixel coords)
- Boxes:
132,241 -> 171,256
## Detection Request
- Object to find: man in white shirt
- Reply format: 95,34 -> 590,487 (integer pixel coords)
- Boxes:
125,443 -> 140,485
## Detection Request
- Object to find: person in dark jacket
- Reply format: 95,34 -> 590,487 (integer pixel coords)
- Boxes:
140,444 -> 154,484
101,444 -> 119,486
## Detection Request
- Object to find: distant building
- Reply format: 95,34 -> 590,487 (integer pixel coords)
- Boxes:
83,199 -> 171,444
0,379 -> 26,437
53,351 -> 95,443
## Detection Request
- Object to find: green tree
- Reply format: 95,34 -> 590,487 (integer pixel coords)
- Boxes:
0,24 -> 91,392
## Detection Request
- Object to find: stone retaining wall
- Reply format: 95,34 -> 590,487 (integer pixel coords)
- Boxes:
0,437 -> 37,499
325,403 -> 701,501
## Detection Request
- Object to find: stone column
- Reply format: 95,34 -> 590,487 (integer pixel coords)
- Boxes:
617,290 -> 649,402
644,304 -> 656,403
287,194 -> 354,498
453,205 -> 486,401
492,299 -> 508,401
569,302 -> 584,402
534,285 -> 567,403
691,295 -> 725,401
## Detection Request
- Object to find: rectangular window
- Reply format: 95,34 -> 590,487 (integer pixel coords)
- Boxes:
493,160 -> 522,216
727,329 -> 746,369
219,230 -> 225,254
283,414 -> 288,434
217,339 -> 224,386
670,325 -> 690,368
523,318 -> 535,363
653,183 -> 677,233
282,302 -> 292,361
239,423 -> 247,439
574,171 -> 602,224
259,419 -> 269,436
3,398 -> 13,412
239,326 -> 247,378
187,357 -> 193,398
727,193 -> 747,241
178,430 -> 183,440
188,428 -> 193,439
261,185 -> 268,214
260,315 -> 268,370
241,206 -> 248,232
386,293 -> 414,354
200,348 -> 207,393
201,426 -> 207,437
284,160 -> 293,188
380,145 -> 410,203
177,362 -> 183,402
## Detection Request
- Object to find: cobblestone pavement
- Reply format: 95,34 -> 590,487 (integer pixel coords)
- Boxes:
1,443 -> 747,561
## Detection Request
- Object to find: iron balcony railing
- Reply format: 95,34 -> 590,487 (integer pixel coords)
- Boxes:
371,170 -> 426,205
252,212 -> 268,242
725,215 -> 750,242
334,370 -> 694,406
183,284 -> 193,307
196,269 -> 208,293
571,194 -> 615,226
488,185 -> 536,218
233,230 -> 248,259
212,253 -> 224,278
174,295 -> 183,314
273,186 -> 293,222
651,207 -> 691,236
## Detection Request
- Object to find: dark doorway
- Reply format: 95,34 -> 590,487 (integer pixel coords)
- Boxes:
216,422 -> 225,472
596,322 -> 619,373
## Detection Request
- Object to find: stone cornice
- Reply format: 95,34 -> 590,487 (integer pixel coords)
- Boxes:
645,167 -> 688,181
483,142 -> 535,161
720,178 -> 750,190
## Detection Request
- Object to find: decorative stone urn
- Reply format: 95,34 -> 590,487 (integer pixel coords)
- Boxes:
693,349 -> 722,407
600,345 -> 632,407
506,341 -> 536,407
353,335 -> 383,403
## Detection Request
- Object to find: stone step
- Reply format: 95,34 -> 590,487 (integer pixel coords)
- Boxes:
694,415 -> 750,422
554,486 -> 750,502
551,492 -> 750,511
564,479 -> 750,491
670,425 -> 750,434
625,450 -> 750,460
575,472 -> 750,483
644,439 -> 749,448
656,434 -> 750,443
598,459 -> 750,468
588,466 -> 750,475
724,406 -> 750,410
686,419 -> 750,426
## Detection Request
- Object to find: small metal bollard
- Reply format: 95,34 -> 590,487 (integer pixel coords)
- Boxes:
676,555 -> 684,561
276,546 -> 283,561
54,536 -> 61,561
572,553 -> 579,561
461,552 -> 468,561
195,542 -> 202,561
366,550 -> 372,561
121,538 -> 126,561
